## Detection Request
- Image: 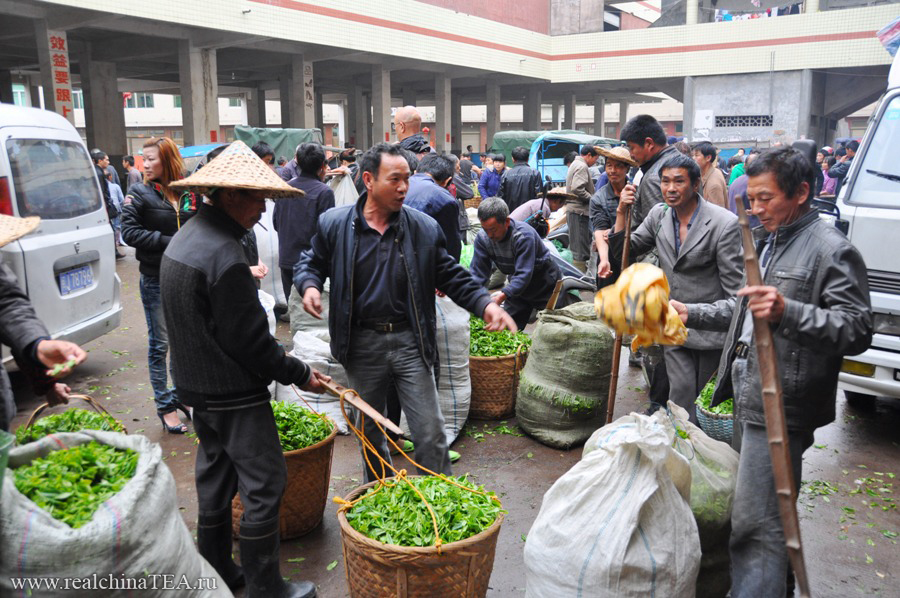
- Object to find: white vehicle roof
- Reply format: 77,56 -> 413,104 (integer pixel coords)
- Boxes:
0,103 -> 79,133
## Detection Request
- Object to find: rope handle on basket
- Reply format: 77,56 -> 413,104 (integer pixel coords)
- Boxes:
510,343 -> 526,397
329,384 -> 502,554
23,394 -> 126,433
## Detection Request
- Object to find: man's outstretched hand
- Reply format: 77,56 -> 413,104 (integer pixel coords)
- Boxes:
482,303 -> 517,332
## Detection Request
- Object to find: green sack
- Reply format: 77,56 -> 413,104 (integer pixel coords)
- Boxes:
516,302 -> 615,449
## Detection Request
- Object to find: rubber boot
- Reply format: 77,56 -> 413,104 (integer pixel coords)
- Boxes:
239,517 -> 316,598
197,508 -> 244,591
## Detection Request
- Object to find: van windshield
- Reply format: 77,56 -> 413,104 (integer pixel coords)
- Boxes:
6,139 -> 102,219
849,95 -> 900,208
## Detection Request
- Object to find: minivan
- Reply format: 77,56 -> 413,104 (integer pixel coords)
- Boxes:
834,53 -> 900,407
0,104 -> 121,360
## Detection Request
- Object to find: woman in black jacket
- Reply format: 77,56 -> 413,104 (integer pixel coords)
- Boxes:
122,137 -> 198,433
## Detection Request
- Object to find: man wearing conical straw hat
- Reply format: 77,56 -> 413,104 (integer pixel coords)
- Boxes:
161,140 -> 326,598
0,214 -> 87,432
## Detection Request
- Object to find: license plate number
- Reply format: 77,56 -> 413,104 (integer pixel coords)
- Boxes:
58,265 -> 93,295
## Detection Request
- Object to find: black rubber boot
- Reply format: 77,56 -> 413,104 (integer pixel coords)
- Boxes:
239,517 -> 316,598
197,508 -> 244,591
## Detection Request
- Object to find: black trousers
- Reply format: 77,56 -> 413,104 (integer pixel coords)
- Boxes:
192,401 -> 286,523
281,267 -> 294,306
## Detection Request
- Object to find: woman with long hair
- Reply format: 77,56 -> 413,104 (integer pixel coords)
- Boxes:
122,137 -> 199,433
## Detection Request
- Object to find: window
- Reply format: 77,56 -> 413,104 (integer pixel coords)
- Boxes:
12,83 -> 27,107
228,97 -> 241,107
125,92 -> 154,109
849,95 -> 900,209
73,89 -> 83,110
5,139 -> 102,219
714,115 -> 773,128
173,95 -> 181,108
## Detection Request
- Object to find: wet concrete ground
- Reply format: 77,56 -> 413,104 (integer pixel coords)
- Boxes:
8,249 -> 899,597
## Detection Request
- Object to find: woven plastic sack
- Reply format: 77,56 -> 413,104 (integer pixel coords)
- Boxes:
400,296 -> 471,445
275,331 -> 351,435
288,281 -> 331,343
0,431 -> 230,597
516,302 -> 615,449
255,200 -> 285,307
525,407 -> 700,597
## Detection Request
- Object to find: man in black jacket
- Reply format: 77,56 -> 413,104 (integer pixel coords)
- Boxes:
295,143 -> 515,483
273,142 -> 335,301
498,146 -> 543,212
91,148 -> 124,259
826,139 -> 858,196
163,141 -> 327,598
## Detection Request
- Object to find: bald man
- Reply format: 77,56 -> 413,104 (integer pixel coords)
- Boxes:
394,105 -> 432,155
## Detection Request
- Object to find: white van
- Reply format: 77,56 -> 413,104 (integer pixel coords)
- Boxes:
0,104 -> 121,359
834,54 -> 900,407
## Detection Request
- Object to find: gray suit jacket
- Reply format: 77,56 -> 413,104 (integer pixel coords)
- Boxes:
609,196 -> 743,350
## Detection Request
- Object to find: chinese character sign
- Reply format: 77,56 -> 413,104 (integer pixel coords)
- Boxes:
46,30 -> 74,124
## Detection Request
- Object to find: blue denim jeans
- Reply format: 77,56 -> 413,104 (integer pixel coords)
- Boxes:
730,419 -> 813,598
345,328 -> 451,484
139,274 -> 178,415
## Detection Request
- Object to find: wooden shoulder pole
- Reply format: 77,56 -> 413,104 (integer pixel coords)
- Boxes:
605,205 -> 631,424
736,206 -> 811,598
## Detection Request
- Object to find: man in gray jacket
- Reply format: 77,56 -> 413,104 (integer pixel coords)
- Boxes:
671,147 -> 872,598
610,153 -> 743,421
564,145 -> 599,272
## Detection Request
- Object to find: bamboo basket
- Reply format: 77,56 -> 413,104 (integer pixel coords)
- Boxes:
337,479 -> 504,598
463,197 -> 481,210
19,394 -> 127,440
233,423 -> 337,539
468,345 -> 527,419
696,405 -> 734,444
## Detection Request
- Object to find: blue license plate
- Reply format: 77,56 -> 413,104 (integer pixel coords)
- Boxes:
58,265 -> 93,295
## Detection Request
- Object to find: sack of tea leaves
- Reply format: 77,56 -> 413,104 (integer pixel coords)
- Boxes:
582,401 -> 738,598
525,407 -> 699,597
276,331 -> 351,434
288,280 -> 331,343
0,431 -> 229,597
400,296 -> 471,445
516,302 -> 615,449
668,402 -> 738,598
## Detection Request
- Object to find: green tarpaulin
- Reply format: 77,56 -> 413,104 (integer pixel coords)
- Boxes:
489,130 -> 580,165
233,126 -> 323,163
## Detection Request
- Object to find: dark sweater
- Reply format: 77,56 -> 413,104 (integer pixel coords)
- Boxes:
273,174 -> 335,269
160,204 -> 311,411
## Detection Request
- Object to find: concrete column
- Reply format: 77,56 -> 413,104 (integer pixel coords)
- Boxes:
365,92 -> 373,148
486,82 -> 501,152
178,39 -> 219,145
371,66 -> 391,144
451,95 -> 463,154
34,20 -> 57,112
686,0 -> 699,25
805,0 -> 820,13
281,55 -> 315,129
524,88 -> 541,130
562,92 -> 576,130
350,84 -> 368,148
593,94 -> 606,137
0,71 -> 13,104
434,75 -> 451,153
30,82 -> 42,109
551,102 -> 560,129
797,69 -> 813,140
79,49 -> 127,165
618,100 -> 628,131
315,90 -> 324,135
682,76 -> 695,140
246,87 -> 266,127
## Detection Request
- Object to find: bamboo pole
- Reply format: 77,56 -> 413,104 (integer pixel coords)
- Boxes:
735,205 -> 811,598
605,204 -> 632,424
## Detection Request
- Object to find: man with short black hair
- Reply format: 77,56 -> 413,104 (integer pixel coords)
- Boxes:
619,115 -> 680,231
498,146 -> 542,213
672,146 -> 872,597
459,151 -> 475,180
295,143 -> 516,483
692,141 -> 727,209
273,143 -> 335,302
123,155 -> 142,193
91,148 -> 124,259
827,139 -> 858,196
564,144 -> 599,272
405,153 -> 462,260
470,197 -> 560,329
478,153 -> 505,199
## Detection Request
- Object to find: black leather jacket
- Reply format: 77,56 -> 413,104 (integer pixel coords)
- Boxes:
499,163 -> 543,212
294,194 -> 492,366
687,210 -> 872,431
122,182 -> 200,277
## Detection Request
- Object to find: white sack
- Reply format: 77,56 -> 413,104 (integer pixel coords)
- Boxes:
255,200 -> 285,307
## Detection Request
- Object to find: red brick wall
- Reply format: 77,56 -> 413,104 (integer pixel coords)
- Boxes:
415,0 -> 550,34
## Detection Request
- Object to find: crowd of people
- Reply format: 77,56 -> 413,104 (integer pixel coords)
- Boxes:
1,98 -> 874,598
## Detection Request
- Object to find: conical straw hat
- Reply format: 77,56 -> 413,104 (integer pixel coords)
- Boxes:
0,214 -> 40,248
168,140 -> 303,199
596,145 -> 639,168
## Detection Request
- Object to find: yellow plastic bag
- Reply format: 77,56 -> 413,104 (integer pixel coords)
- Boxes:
594,263 -> 688,351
